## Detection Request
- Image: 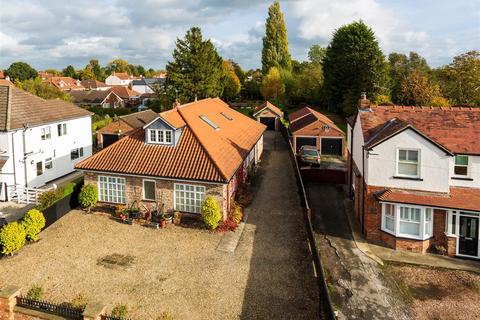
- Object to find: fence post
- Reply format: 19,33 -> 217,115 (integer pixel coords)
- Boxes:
0,285 -> 22,320
83,302 -> 107,320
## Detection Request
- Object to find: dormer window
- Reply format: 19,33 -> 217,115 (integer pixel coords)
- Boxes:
454,155 -> 469,176
148,129 -> 172,144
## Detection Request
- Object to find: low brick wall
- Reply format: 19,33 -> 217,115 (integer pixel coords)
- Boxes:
0,285 -> 106,320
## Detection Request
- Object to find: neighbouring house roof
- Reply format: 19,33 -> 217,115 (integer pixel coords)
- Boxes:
0,79 -> 13,86
288,107 -> 344,135
48,76 -> 85,91
98,110 -> 159,136
111,72 -> 131,80
0,70 -> 4,79
110,86 -> 140,99
76,98 -> 266,183
253,101 -> 284,117
131,78 -> 165,87
81,80 -> 110,89
0,84 -> 92,131
70,90 -> 118,104
375,187 -> 480,213
358,105 -> 480,155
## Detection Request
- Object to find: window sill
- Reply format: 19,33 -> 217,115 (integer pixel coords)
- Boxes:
380,228 -> 432,241
393,176 -> 423,181
451,177 -> 473,181
445,233 -> 458,238
142,199 -> 156,203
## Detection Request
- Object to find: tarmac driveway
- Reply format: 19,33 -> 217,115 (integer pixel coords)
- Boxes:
306,183 -> 411,320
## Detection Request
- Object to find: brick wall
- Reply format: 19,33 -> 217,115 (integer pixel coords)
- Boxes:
84,172 -> 228,220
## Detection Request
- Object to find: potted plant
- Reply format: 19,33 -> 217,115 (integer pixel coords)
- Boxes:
160,212 -> 167,228
173,211 -> 182,225
164,212 -> 173,224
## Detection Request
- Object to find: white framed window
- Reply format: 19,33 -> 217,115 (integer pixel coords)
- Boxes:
454,155 -> 469,176
98,176 -> 126,203
147,129 -> 173,144
36,161 -> 43,176
397,149 -> 420,178
45,157 -> 53,170
174,183 -> 205,214
381,203 -> 433,240
143,179 -> 156,201
70,147 -> 84,160
41,126 -> 51,140
57,123 -> 67,136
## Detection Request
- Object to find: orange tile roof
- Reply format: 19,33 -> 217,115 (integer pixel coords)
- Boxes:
359,105 -> 480,155
376,187 -> 480,212
112,72 -> 131,80
253,101 -> 284,117
76,98 -> 266,182
48,77 -> 85,91
0,70 -> 4,79
0,84 -> 92,131
110,86 -> 140,98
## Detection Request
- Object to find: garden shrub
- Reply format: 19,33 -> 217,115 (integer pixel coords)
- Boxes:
201,197 -> 222,230
21,209 -> 46,241
157,312 -> 174,320
0,222 -> 26,255
26,285 -> 44,300
232,203 -> 243,224
36,189 -> 61,211
111,304 -> 128,318
78,184 -> 98,212
60,182 -> 76,197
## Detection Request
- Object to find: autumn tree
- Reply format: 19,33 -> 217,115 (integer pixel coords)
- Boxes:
244,69 -> 263,100
6,62 -> 38,81
261,67 -> 285,100
166,27 -> 224,102
323,21 -> 388,114
308,45 -> 327,65
222,61 -> 241,101
436,51 -> 480,105
15,78 -> 72,102
398,70 -> 444,106
106,59 -> 130,74
262,1 -> 291,73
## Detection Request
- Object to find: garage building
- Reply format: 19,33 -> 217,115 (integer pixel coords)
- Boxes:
289,107 -> 345,157
253,101 -> 284,131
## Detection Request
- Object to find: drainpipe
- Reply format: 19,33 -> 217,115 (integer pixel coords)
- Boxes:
11,132 -> 17,186
22,124 -> 29,188
348,125 -> 354,199
361,147 -> 366,235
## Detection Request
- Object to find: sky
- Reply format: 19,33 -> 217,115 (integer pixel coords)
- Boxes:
0,0 -> 479,71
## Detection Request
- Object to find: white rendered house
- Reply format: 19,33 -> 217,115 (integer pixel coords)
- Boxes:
105,72 -> 133,87
0,84 -> 92,200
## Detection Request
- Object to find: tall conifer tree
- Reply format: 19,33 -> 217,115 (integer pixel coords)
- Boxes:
262,1 -> 291,74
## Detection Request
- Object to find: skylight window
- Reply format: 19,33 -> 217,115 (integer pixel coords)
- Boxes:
221,112 -> 233,121
200,115 -> 219,130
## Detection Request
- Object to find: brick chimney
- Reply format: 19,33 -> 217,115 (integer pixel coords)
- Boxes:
358,92 -> 371,111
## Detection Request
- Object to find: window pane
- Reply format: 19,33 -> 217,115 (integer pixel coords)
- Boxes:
399,150 -> 407,161
144,180 -> 155,200
400,222 -> 420,236
455,155 -> 468,166
385,217 -> 395,232
407,150 -> 418,162
454,165 -> 468,175
398,163 -> 418,176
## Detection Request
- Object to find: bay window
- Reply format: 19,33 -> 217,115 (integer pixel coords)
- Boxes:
174,184 -> 205,214
98,176 -> 126,203
397,149 -> 420,177
382,203 -> 433,239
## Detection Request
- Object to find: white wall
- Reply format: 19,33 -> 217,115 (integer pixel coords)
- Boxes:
0,116 -> 92,193
132,85 -> 153,94
450,155 -> 480,188
367,129 -> 451,192
349,113 -> 366,176
105,76 -> 131,86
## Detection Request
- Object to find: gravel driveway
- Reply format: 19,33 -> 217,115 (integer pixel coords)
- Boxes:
0,131 -> 319,319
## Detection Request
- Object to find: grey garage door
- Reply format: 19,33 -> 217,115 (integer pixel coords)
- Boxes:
296,137 -> 317,152
321,138 -> 342,156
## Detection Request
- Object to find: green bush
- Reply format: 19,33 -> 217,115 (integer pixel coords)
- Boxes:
60,182 -> 76,197
70,293 -> 88,309
111,304 -> 128,318
26,285 -> 44,300
78,184 -> 98,212
201,197 -> 222,230
21,209 -> 46,241
232,203 -> 243,224
36,189 -> 61,211
0,222 -> 26,255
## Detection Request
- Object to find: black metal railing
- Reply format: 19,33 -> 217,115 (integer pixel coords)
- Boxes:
16,296 -> 84,319
280,123 -> 336,320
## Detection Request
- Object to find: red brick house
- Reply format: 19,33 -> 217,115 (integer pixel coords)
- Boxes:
347,95 -> 480,259
76,98 -> 266,219
289,107 -> 345,156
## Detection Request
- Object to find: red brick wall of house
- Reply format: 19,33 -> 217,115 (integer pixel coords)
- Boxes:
447,236 -> 457,256
84,172 -> 228,220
